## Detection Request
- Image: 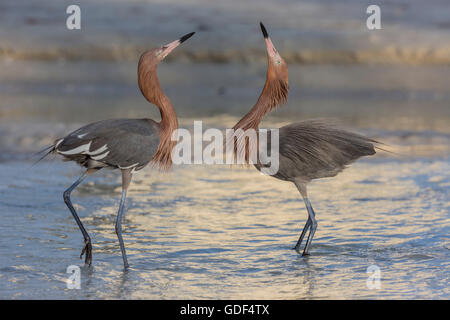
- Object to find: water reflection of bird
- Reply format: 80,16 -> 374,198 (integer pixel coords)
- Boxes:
231,23 -> 378,255
40,32 -> 195,268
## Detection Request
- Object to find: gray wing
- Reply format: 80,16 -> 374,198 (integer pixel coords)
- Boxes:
258,119 -> 376,182
55,119 -> 160,171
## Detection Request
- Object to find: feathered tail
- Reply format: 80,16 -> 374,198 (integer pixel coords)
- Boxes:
31,144 -> 55,166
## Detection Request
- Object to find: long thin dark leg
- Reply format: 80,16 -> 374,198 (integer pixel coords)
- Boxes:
302,198 -> 317,256
63,169 -> 97,266
115,169 -> 132,269
293,181 -> 310,251
293,180 -> 318,255
116,189 -> 129,269
293,217 -> 311,251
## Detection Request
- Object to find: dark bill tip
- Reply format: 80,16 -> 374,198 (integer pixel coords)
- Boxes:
260,22 -> 268,38
179,32 -> 195,43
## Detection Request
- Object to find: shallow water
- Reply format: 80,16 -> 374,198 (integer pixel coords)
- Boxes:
0,154 -> 448,299
0,60 -> 449,300
1,0 -> 449,298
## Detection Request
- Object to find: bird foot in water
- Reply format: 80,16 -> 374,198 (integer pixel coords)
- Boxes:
80,239 -> 92,266
292,245 -> 311,256
292,245 -> 304,253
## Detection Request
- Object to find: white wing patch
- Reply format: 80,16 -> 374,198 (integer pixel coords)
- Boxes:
88,144 -> 108,156
119,163 -> 139,169
58,141 -> 92,155
57,139 -> 111,163
90,151 -> 110,160
54,139 -> 63,149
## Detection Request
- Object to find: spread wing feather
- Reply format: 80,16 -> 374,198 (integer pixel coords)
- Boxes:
273,119 -> 376,181
54,119 -> 160,170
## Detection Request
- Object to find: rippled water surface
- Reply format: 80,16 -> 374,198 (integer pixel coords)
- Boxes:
0,0 -> 449,298
0,155 -> 448,299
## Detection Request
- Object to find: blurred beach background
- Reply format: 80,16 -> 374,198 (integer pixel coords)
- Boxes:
0,0 -> 448,299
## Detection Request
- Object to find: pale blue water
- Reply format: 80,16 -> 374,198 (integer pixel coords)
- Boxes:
0,0 -> 449,298
0,154 -> 448,299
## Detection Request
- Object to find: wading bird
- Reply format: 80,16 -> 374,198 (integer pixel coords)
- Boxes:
41,32 -> 195,268
231,23 -> 378,256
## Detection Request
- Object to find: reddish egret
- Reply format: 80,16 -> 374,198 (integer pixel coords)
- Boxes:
42,32 -> 195,268
232,23 -> 378,256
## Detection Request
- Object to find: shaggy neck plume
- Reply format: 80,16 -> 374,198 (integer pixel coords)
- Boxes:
138,59 -> 178,170
231,62 -> 289,163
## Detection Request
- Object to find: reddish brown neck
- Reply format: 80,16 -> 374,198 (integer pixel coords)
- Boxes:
231,62 -> 288,164
138,61 -> 178,169
233,63 -> 288,132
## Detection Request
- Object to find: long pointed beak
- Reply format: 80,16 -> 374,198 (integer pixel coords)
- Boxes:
160,32 -> 195,59
260,22 -> 278,58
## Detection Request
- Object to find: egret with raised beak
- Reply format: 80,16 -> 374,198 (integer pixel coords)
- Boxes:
42,32 -> 195,268
231,23 -> 378,255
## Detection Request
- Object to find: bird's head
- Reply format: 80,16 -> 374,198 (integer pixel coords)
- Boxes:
138,32 -> 195,104
140,32 -> 195,67
260,23 -> 288,85
156,32 -> 195,62
259,22 -> 288,108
